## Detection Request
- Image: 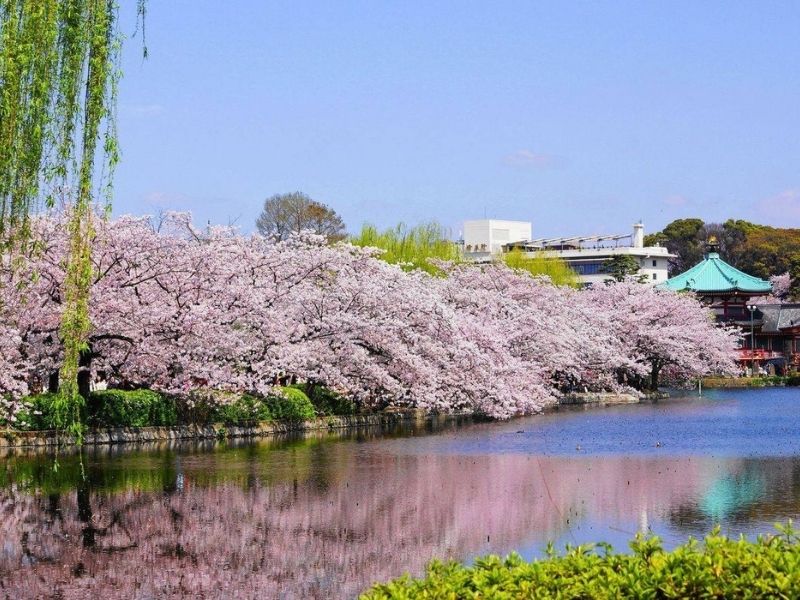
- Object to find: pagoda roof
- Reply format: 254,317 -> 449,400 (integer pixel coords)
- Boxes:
662,252 -> 772,294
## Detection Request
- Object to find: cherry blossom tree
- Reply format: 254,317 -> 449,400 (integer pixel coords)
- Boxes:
585,282 -> 740,390
770,273 -> 791,301
0,211 -> 740,422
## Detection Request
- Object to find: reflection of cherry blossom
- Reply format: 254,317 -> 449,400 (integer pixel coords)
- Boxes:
0,443 -> 771,599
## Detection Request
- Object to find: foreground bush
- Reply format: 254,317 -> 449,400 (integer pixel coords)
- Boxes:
362,525 -> 800,599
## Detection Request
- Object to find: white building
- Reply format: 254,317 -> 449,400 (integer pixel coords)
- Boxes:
463,220 -> 674,286
462,220 -> 532,256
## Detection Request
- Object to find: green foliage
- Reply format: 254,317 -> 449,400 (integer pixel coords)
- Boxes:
213,394 -> 272,426
265,387 -> 316,422
363,525 -> 800,599
195,387 -> 316,425
729,223 -> 800,280
786,375 -> 800,387
502,249 -> 580,288
9,393 -> 65,430
648,217 -> 800,280
648,218 -> 706,276
0,0 -> 146,438
297,384 -> 357,416
5,386 -> 322,430
602,254 -> 645,282
86,389 -> 176,428
351,222 -> 461,275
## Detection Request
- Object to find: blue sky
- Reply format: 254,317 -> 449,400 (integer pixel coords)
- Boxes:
114,1 -> 800,239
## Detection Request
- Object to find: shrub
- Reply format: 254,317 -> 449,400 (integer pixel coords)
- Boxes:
175,389 -> 223,425
87,389 -> 177,428
214,394 -> 272,425
265,387 -> 316,422
297,384 -> 356,416
362,525 -> 800,599
787,375 -> 800,387
10,393 -> 63,430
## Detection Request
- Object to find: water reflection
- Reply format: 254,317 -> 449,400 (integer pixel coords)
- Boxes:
1,392 -> 800,598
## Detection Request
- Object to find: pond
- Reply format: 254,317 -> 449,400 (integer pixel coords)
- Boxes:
3,388 -> 800,598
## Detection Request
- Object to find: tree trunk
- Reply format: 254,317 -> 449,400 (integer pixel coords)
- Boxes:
650,364 -> 662,391
48,371 -> 59,394
77,349 -> 92,399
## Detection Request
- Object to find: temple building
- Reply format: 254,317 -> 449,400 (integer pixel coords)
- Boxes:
662,237 -> 798,372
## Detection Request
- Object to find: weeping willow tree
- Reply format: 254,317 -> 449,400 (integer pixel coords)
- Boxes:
351,222 -> 462,275
502,248 -> 580,287
0,0 -> 145,436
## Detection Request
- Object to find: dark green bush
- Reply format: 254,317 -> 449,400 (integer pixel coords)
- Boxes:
87,389 -> 177,428
265,387 -> 316,422
7,386 -> 316,430
297,384 -> 356,416
362,525 -> 800,599
786,375 -> 800,387
10,393 -> 64,430
214,393 -> 272,425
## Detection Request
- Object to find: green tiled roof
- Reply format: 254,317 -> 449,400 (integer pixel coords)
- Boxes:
662,253 -> 772,294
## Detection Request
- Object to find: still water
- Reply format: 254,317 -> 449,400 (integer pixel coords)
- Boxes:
2,388 -> 800,598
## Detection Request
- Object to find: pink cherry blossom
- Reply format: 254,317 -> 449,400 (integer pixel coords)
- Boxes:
0,211 -> 739,421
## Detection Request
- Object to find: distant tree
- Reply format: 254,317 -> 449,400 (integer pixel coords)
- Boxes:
789,260 -> 800,301
602,255 -> 643,282
728,225 -> 800,279
350,222 -> 461,275
714,220 -> 748,264
502,249 -> 580,288
660,218 -> 706,276
649,217 -> 800,280
256,192 -> 346,242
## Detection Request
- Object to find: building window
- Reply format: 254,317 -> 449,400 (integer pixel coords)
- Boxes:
652,260 -> 657,267
573,262 -> 605,275
652,273 -> 657,280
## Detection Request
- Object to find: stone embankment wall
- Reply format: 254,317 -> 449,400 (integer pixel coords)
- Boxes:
558,392 -> 643,406
702,376 -> 792,388
0,411 -> 463,450
0,392 -> 661,450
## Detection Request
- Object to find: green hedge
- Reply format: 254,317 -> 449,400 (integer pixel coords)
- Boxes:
209,388 -> 315,425
362,526 -> 800,599
11,393 -> 64,430
9,390 -> 177,429
87,389 -> 177,428
295,384 -> 356,416
214,393 -> 272,425
7,385 -> 320,430
265,387 -> 316,422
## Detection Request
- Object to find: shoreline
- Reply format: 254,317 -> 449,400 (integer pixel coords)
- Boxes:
0,390 -> 663,451
0,410 -> 476,451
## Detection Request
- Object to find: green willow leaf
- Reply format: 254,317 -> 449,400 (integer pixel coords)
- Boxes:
0,0 -> 146,439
